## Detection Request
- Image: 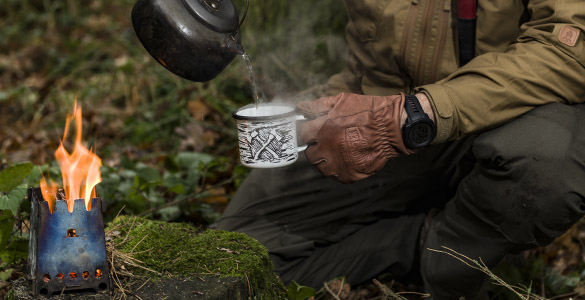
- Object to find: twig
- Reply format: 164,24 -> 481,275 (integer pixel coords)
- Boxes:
108,237 -> 141,300
323,282 -> 342,300
426,247 -> 482,272
130,234 -> 149,254
396,291 -> 431,298
123,292 -> 144,300
114,204 -> 126,220
549,291 -> 578,300
132,248 -> 155,255
244,273 -> 252,298
109,246 -> 126,295
373,279 -> 408,300
200,165 -> 209,194
114,250 -> 160,275
120,216 -> 138,245
202,264 -> 214,274
136,278 -> 151,291
59,285 -> 66,299
337,277 -> 345,298
427,246 -> 547,300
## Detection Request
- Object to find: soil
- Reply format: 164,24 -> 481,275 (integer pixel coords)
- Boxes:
11,278 -> 110,300
11,276 -> 246,300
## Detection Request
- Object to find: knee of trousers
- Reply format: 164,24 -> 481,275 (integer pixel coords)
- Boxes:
464,103 -> 585,249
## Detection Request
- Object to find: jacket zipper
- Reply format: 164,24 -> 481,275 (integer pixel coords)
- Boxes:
430,0 -> 450,83
401,0 -> 450,87
414,0 -> 436,86
400,0 -> 420,92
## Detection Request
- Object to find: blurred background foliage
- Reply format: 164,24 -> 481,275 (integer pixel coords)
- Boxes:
1,0 -> 585,299
0,0 -> 347,223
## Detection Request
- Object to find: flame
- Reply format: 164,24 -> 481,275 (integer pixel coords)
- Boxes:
39,176 -> 57,213
40,101 -> 102,213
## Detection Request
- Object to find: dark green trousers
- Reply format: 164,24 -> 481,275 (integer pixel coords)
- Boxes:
217,103 -> 585,299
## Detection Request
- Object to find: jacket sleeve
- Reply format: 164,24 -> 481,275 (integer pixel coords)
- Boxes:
417,0 -> 585,143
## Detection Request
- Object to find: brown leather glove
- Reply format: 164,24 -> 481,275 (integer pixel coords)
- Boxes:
298,92 -> 413,183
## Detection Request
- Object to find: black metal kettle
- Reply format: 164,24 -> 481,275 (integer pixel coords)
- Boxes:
131,0 -> 247,82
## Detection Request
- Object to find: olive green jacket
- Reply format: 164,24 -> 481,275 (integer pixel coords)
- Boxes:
326,0 -> 585,143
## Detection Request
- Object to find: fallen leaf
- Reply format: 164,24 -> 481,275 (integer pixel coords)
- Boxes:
175,123 -> 217,152
188,98 -> 212,120
203,187 -> 228,204
217,247 -> 236,254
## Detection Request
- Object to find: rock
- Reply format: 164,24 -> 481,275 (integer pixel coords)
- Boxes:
106,216 -> 287,300
130,276 -> 245,300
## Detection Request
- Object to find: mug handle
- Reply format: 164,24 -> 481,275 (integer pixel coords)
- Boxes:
296,115 -> 308,152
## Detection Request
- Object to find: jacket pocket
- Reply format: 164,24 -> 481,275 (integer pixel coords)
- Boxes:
344,0 -> 392,42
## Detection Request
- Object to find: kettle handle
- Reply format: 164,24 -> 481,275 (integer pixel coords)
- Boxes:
238,0 -> 250,30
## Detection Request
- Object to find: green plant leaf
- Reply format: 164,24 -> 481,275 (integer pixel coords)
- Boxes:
24,166 -> 42,187
0,268 -> 14,281
158,206 -> 181,221
176,152 -> 215,169
287,281 -> 316,300
136,163 -> 161,183
546,269 -> 578,295
5,289 -> 15,300
565,271 -> 581,287
168,184 -> 185,195
0,237 -> 28,264
0,183 -> 27,215
0,162 -> 33,193
0,210 -> 14,251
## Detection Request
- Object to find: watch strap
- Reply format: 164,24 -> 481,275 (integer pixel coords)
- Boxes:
404,95 -> 426,121
402,95 -> 437,149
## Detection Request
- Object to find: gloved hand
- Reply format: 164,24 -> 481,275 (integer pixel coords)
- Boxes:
298,92 -> 413,183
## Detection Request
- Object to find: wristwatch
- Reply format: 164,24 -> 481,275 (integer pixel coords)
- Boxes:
402,95 -> 437,149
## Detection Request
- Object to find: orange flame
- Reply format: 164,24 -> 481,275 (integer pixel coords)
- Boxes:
40,101 -> 102,213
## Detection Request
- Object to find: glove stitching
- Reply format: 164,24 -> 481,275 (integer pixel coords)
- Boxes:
340,127 -> 373,174
371,107 -> 401,159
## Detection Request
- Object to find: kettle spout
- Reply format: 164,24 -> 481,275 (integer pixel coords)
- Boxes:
224,35 -> 245,54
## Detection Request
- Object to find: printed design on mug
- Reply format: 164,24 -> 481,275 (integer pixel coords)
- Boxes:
238,120 -> 297,165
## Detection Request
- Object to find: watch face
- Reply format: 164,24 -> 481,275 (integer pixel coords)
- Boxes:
408,122 -> 434,148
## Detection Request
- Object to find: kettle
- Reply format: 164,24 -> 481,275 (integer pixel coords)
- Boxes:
131,0 -> 248,82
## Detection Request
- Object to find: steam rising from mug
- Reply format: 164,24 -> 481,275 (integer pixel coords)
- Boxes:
131,0 -> 248,82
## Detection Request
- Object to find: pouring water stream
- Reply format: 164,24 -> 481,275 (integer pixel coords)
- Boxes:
235,41 -> 262,108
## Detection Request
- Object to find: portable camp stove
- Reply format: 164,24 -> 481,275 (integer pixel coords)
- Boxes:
27,187 -> 111,296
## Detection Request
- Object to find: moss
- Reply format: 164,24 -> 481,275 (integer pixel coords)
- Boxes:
107,216 -> 287,300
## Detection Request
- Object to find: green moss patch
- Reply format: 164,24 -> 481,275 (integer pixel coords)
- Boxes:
106,216 -> 287,299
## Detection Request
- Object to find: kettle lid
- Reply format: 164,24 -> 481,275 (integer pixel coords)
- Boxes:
180,0 -> 239,33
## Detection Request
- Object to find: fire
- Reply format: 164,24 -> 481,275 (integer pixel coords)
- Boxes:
40,101 -> 102,213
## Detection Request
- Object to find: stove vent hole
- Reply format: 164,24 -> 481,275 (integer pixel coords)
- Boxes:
40,288 -> 48,295
67,229 -> 77,237
82,271 -> 90,280
56,273 -> 64,282
95,269 -> 102,279
99,283 -> 108,290
69,272 -> 77,281
43,274 -> 51,282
